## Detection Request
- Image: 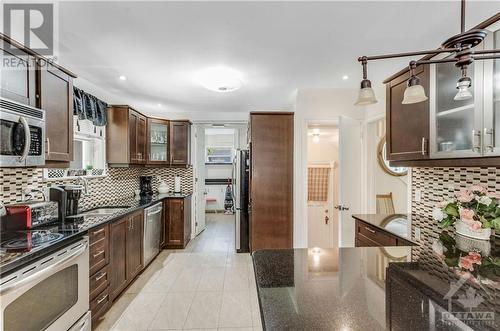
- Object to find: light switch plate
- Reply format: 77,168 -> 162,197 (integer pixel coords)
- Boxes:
414,227 -> 421,240
414,189 -> 422,202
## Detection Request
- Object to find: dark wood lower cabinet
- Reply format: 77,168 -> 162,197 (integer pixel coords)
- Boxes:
109,210 -> 144,302
163,197 -> 191,249
109,217 -> 128,302
126,211 -> 144,281
386,268 -> 429,330
354,219 -> 413,247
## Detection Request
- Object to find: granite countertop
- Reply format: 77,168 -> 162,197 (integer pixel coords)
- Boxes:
252,233 -> 500,331
352,213 -> 415,243
0,192 -> 192,277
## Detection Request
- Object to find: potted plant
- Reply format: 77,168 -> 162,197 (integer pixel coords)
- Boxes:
433,185 -> 500,240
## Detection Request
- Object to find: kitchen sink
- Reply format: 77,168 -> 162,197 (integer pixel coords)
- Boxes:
78,206 -> 130,217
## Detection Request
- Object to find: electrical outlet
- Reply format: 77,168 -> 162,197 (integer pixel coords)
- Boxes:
414,189 -> 422,202
414,227 -> 421,240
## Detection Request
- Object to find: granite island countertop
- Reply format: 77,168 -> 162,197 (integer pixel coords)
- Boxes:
0,192 -> 192,277
252,233 -> 500,331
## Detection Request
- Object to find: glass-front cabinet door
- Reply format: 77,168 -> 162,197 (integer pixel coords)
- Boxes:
482,24 -> 500,156
429,53 -> 483,158
147,118 -> 169,164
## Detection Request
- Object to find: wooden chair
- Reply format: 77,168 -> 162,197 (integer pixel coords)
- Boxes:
376,192 -> 395,214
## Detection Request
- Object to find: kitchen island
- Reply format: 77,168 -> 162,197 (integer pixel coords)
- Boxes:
252,232 -> 500,330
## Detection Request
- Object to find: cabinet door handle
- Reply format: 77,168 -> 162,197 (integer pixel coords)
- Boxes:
94,271 -> 107,282
92,250 -> 104,259
421,137 -> 427,156
472,130 -> 481,153
364,227 -> 376,234
484,128 -> 494,153
96,294 -> 108,304
91,228 -> 105,236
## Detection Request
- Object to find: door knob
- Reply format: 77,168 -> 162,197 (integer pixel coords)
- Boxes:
324,216 -> 329,224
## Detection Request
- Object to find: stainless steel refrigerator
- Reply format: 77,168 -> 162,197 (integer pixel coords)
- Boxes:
233,149 -> 250,253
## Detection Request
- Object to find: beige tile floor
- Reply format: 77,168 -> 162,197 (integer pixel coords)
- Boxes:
95,214 -> 262,331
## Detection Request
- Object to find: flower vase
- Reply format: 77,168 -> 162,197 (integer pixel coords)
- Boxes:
455,220 -> 492,240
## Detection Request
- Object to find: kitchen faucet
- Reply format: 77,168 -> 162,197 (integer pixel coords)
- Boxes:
76,176 -> 89,195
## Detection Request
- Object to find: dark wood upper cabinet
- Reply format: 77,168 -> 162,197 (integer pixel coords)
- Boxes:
147,118 -> 169,165
163,197 -> 191,249
38,62 -> 74,164
107,106 -> 148,166
169,120 -> 191,166
0,40 -> 36,106
386,64 -> 430,162
249,112 -> 293,252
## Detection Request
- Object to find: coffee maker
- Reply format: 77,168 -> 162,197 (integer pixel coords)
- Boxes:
139,176 -> 153,198
49,185 -> 84,221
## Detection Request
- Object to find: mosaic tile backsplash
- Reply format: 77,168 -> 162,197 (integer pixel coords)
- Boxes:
0,166 -> 193,210
411,167 -> 500,248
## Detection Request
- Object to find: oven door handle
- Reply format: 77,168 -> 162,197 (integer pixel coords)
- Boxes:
0,241 -> 87,295
18,116 -> 31,163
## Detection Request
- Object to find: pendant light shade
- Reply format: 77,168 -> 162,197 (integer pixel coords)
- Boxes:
454,76 -> 473,101
402,74 -> 427,104
354,79 -> 377,106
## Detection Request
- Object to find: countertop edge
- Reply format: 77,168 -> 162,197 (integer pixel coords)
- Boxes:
0,193 -> 193,278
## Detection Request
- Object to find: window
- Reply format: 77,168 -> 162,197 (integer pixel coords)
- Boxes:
205,128 -> 235,164
44,118 -> 106,180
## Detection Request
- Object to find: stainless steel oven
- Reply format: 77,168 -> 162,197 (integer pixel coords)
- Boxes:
0,97 -> 45,167
0,237 -> 90,331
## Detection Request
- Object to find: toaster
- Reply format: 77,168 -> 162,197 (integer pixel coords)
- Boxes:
3,201 -> 59,230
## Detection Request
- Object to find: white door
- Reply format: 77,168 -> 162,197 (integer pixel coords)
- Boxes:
307,164 -> 335,248
338,116 -> 362,247
194,124 -> 206,235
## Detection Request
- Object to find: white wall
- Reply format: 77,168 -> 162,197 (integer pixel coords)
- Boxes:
293,86 -> 385,248
366,119 -> 408,214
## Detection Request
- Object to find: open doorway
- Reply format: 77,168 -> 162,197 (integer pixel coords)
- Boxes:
192,122 -> 248,253
306,124 -> 339,248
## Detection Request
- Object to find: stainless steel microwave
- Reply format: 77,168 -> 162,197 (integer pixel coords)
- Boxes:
0,97 -> 45,167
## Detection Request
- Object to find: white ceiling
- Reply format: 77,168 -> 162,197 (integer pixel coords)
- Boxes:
56,1 -> 500,116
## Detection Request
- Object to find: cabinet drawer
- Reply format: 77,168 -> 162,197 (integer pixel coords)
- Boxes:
89,224 -> 109,245
90,287 -> 110,324
357,221 -> 397,246
89,237 -> 109,275
90,265 -> 109,301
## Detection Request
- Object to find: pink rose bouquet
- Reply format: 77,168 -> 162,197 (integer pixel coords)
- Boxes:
432,184 -> 500,232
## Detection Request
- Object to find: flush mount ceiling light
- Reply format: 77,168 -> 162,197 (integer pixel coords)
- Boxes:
196,66 -> 243,93
310,128 -> 321,143
354,0 -> 500,106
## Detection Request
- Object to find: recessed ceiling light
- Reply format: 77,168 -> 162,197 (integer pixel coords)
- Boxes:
157,103 -> 162,107
195,66 -> 243,92
119,75 -> 127,81
342,75 -> 349,80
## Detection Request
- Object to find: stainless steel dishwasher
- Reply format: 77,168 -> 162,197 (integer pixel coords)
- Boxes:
143,202 -> 163,266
